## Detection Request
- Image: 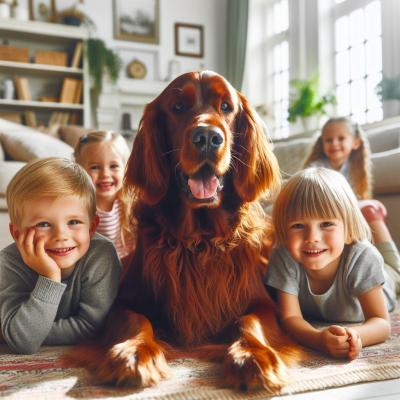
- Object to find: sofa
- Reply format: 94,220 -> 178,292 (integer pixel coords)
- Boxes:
272,120 -> 400,248
0,118 -> 88,210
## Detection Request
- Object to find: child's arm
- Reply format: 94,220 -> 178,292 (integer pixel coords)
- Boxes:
0,249 -> 66,354
346,286 -> 391,359
43,241 -> 120,345
278,290 -> 351,358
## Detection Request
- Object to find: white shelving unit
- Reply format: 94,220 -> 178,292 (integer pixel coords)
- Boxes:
0,17 -> 90,127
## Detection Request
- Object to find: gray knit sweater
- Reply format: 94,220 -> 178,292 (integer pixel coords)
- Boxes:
0,233 -> 120,354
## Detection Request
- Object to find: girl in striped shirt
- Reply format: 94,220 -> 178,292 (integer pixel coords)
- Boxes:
74,131 -> 135,260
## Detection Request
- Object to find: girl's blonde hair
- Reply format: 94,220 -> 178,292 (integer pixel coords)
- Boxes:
273,167 -> 371,245
303,117 -> 372,199
6,157 -> 96,226
74,130 -> 134,245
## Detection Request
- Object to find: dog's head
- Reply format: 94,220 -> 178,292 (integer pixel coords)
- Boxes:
126,71 -> 280,208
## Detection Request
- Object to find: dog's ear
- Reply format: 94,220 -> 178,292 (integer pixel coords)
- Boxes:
232,93 -> 281,202
125,100 -> 170,205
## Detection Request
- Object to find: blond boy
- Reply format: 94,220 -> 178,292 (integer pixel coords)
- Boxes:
0,157 -> 120,354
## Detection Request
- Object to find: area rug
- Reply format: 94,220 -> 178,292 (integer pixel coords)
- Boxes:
1,309 -> 399,400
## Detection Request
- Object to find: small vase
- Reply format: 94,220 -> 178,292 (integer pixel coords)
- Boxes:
301,115 -> 320,134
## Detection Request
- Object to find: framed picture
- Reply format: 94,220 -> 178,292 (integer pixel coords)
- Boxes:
29,0 -> 56,22
175,23 -> 204,58
114,0 -> 159,44
117,47 -> 159,81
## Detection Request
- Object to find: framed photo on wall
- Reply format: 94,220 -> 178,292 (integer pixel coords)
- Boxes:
114,0 -> 159,44
29,0 -> 56,22
175,23 -> 204,58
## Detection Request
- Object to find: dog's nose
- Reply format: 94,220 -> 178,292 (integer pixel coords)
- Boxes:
191,127 -> 224,152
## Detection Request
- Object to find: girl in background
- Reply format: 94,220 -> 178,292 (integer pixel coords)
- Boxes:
74,131 -> 135,260
303,117 -> 398,257
265,168 -> 399,359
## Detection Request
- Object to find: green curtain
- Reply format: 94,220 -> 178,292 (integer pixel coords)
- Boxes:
225,0 -> 249,91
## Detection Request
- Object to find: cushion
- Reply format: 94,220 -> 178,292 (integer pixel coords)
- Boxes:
372,148 -> 400,194
367,128 -> 400,153
0,119 -> 73,161
273,138 -> 313,176
58,125 -> 89,148
0,161 -> 26,197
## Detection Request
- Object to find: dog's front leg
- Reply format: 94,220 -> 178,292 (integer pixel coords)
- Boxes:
73,307 -> 169,387
223,306 -> 288,393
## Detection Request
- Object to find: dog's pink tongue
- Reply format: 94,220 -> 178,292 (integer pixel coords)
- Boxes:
188,176 -> 219,199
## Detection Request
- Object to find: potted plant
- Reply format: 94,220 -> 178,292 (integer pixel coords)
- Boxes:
288,75 -> 336,132
86,38 -> 122,93
376,76 -> 400,101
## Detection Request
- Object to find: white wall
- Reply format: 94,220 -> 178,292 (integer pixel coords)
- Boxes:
57,0 -> 227,81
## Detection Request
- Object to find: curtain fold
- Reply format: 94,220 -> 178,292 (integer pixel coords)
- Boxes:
225,0 -> 249,91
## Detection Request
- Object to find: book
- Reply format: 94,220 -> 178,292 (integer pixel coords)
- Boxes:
13,76 -> 37,127
70,41 -> 83,68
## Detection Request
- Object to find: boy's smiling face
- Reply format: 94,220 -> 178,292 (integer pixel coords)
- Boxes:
12,195 -> 97,277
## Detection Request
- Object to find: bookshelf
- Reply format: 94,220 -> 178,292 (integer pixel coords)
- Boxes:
0,17 -> 90,128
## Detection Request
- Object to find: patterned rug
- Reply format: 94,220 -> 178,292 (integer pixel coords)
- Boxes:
1,309 -> 399,400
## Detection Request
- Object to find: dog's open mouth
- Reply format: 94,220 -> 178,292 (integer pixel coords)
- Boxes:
179,164 -> 224,202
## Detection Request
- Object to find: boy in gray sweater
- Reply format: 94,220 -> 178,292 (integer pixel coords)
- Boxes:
0,157 -> 121,354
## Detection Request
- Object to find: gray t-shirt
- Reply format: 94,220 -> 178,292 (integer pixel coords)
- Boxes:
0,233 -> 121,354
265,240 -> 397,322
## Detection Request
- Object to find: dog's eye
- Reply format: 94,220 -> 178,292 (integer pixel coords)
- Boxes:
221,102 -> 231,113
172,102 -> 185,112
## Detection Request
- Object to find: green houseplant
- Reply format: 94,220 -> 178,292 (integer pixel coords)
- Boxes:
376,75 -> 400,101
86,38 -> 122,93
288,75 -> 336,131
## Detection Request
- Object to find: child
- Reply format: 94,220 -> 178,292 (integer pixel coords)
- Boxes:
265,168 -> 400,359
0,157 -> 121,354
303,117 -> 397,249
74,131 -> 134,260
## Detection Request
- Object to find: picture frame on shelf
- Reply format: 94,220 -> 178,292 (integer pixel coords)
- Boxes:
175,23 -> 204,58
117,47 -> 159,81
29,0 -> 56,22
113,0 -> 159,44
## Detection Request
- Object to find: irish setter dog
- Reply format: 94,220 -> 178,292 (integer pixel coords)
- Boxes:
71,71 -> 299,392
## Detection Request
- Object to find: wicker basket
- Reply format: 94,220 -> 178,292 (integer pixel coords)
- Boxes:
35,50 -> 68,66
0,45 -> 29,63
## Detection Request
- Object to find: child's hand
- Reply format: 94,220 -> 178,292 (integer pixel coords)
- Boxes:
320,325 -> 351,358
15,227 -> 61,282
346,327 -> 362,359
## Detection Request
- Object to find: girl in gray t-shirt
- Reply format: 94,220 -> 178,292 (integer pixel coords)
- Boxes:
265,167 -> 399,360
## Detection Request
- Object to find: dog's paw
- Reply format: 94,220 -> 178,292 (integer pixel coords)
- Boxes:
94,338 -> 169,387
223,339 -> 288,393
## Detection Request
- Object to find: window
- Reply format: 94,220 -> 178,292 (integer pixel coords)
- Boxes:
333,1 -> 383,124
245,0 -> 290,139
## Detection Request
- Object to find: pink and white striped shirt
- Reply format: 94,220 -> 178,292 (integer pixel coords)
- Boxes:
96,199 -> 134,259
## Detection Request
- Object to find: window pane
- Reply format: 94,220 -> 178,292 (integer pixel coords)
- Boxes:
335,16 -> 349,51
351,80 -> 366,114
281,41 -> 289,70
365,1 -> 381,39
274,74 -> 282,99
366,72 -> 382,109
350,9 -> 364,45
366,38 -> 382,74
352,112 -> 366,125
335,51 -> 350,84
281,70 -> 289,99
350,45 -> 365,80
336,84 -> 350,116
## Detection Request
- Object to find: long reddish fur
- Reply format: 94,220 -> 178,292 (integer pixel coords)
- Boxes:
65,71 -> 303,392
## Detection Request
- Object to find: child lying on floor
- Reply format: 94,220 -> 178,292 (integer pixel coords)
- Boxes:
0,157 -> 120,354
265,167 -> 399,359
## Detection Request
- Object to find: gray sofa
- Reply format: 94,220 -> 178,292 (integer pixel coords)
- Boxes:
272,119 -> 400,247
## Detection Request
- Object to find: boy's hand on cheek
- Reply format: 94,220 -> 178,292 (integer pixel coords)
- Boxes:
320,325 -> 351,358
16,228 -> 61,282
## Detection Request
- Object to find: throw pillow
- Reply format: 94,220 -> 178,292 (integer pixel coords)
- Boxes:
58,125 -> 89,148
0,119 -> 73,161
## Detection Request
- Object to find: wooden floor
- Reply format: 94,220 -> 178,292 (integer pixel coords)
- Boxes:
0,210 -> 399,399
